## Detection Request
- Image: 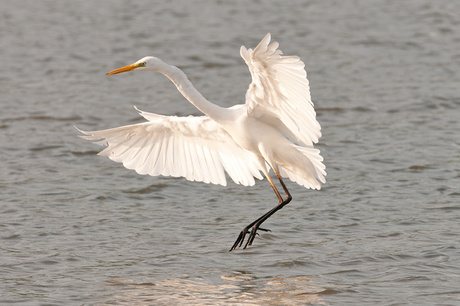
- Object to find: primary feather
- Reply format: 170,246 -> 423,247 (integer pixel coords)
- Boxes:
241,33 -> 320,146
78,107 -> 264,186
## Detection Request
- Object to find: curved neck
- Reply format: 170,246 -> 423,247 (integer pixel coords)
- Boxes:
159,64 -> 227,121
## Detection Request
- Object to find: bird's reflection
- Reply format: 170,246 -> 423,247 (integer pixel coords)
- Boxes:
102,272 -> 324,305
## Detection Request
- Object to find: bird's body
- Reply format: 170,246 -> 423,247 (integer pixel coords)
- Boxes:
78,33 -> 326,250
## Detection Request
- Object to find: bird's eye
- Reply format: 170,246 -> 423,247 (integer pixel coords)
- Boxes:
138,62 -> 146,67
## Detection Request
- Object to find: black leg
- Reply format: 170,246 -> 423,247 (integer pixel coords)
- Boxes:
229,207 -> 276,251
229,168 -> 292,251
244,195 -> 291,248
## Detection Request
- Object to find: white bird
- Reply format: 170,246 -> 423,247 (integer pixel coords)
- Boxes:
78,33 -> 326,251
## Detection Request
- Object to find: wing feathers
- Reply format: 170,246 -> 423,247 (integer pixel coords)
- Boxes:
77,109 -> 264,187
242,33 -> 321,147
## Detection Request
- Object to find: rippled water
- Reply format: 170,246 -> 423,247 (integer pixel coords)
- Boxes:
2,0 -> 460,305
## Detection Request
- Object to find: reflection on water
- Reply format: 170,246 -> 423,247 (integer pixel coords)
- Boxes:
103,273 -> 323,305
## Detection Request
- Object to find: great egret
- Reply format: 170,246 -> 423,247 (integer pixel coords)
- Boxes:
78,33 -> 326,251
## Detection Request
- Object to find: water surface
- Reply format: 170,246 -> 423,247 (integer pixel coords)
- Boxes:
1,0 -> 460,305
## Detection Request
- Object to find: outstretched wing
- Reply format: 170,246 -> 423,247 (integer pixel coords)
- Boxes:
240,33 -> 321,146
78,107 -> 264,186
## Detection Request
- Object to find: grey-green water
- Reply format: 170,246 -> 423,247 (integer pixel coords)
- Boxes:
1,0 -> 460,304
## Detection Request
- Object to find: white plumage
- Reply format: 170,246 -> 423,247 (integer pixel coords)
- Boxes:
79,109 -> 264,186
78,33 -> 326,250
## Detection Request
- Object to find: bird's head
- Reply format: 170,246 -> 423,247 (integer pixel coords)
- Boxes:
106,56 -> 166,75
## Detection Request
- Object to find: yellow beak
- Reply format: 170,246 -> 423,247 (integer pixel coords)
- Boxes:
106,63 -> 139,75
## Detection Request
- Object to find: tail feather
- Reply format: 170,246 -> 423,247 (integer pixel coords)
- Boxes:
276,145 -> 326,190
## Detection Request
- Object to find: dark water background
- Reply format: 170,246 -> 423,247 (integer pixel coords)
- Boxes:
1,0 -> 460,304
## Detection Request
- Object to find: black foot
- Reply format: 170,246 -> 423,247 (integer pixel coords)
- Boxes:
258,227 -> 271,232
229,227 -> 249,251
229,224 -> 270,251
